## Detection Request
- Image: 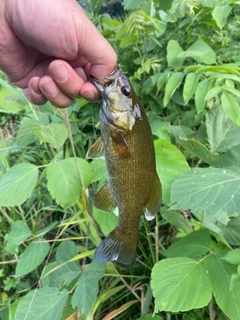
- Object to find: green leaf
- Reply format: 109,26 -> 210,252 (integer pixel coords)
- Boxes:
178,138 -> 218,165
183,72 -> 201,105
160,207 -> 191,234
28,122 -> 68,149
206,106 -> 240,152
163,72 -> 185,107
5,221 -> 31,254
204,86 -> 222,100
0,88 -> 26,113
195,79 -> 211,113
154,139 -> 189,203
90,158 -> 107,183
71,260 -> 106,319
16,238 -> 50,277
178,39 -> 216,64
212,5 -> 232,29
165,229 -> 211,258
0,163 -> 39,206
221,92 -> 240,126
166,40 -> 185,68
137,315 -> 163,320
93,206 -> 118,237
124,0 -> 145,10
14,288 -> 68,320
204,253 -> 240,320
42,241 -> 80,288
47,158 -> 93,208
17,117 -> 36,147
152,257 -> 212,312
156,71 -> 171,93
222,249 -> 240,265
213,145 -> 240,173
171,167 -> 240,216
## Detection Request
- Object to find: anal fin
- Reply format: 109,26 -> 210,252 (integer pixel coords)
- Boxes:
144,174 -> 162,221
86,137 -> 104,159
93,181 -> 116,212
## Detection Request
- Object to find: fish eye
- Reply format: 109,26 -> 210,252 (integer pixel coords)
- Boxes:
121,85 -> 131,96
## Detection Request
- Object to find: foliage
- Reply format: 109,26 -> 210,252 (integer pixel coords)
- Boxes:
1,0 -> 240,319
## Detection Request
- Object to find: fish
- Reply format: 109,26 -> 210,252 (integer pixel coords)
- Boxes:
87,65 -> 162,265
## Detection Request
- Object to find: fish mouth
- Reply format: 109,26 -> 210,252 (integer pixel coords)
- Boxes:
89,65 -> 121,95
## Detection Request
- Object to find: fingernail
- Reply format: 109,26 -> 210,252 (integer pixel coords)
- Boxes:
50,64 -> 68,82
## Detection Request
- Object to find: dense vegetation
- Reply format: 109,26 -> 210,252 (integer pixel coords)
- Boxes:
1,0 -> 240,319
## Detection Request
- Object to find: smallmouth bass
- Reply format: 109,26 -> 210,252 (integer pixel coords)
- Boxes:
87,66 -> 161,265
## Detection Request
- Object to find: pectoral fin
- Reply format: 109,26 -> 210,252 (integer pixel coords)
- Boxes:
86,137 -> 104,159
93,181 -> 116,212
144,174 -> 162,221
111,130 -> 130,159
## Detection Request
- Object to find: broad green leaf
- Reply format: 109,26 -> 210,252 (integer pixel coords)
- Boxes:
220,216 -> 240,246
152,257 -> 212,312
171,167 -> 240,216
0,163 -> 39,206
5,221 -> 31,254
16,238 -> 50,277
160,207 -> 191,234
166,40 -> 185,68
178,138 -> 218,165
213,145 -> 240,173
204,86 -> 222,100
93,206 -> 118,237
154,139 -> 189,203
28,122 -> 68,149
17,118 -> 36,147
222,248 -> 240,265
165,229 -> 211,258
14,288 -> 68,320
222,85 -> 240,99
124,0 -> 145,10
178,39 -> 216,64
71,260 -> 106,319
0,88 -> 26,112
195,79 -> 211,113
163,72 -> 185,107
221,92 -> 240,126
204,253 -> 240,320
47,157 -> 93,208
42,241 -> 80,288
212,5 -> 232,29
206,106 -> 240,152
148,115 -> 170,140
90,158 -> 107,183
183,72 -> 201,104
156,71 -> 170,93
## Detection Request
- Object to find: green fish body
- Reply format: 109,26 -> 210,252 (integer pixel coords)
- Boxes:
87,66 -> 161,265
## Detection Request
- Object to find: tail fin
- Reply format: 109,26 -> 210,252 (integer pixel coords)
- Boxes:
94,227 -> 138,265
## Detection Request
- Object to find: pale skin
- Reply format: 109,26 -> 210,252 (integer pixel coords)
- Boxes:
0,0 -> 117,107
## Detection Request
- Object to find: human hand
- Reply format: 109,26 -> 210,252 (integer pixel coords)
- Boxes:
0,0 -> 117,107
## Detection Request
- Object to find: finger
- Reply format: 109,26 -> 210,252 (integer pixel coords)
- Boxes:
24,77 -> 48,105
49,60 -> 101,101
39,75 -> 73,108
49,60 -> 85,98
